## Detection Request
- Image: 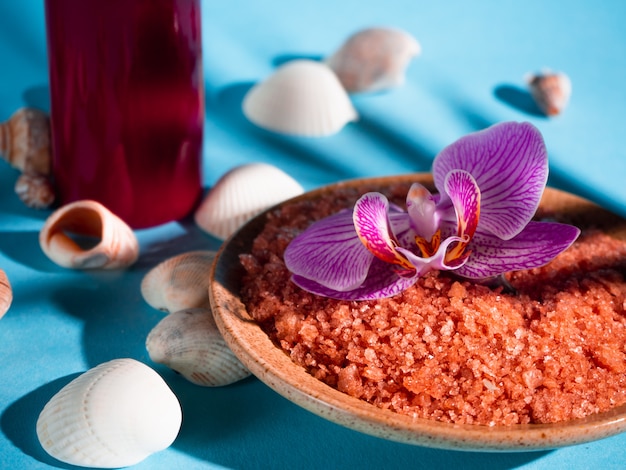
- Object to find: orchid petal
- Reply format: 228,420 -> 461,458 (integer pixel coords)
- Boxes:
454,221 -> 581,279
353,192 -> 415,272
433,122 -> 548,240
291,257 -> 419,300
397,234 -> 468,275
284,210 -> 373,291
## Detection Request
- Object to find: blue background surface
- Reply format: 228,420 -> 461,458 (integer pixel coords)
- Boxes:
1,1 -> 626,469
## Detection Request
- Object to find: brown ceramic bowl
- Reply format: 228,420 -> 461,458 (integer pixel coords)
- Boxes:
209,174 -> 626,451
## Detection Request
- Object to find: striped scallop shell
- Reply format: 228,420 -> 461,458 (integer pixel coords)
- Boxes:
326,27 -> 421,93
146,308 -> 250,387
194,163 -> 304,240
36,359 -> 182,468
243,59 -> 358,137
527,71 -> 572,116
141,250 -> 216,313
39,200 -> 139,269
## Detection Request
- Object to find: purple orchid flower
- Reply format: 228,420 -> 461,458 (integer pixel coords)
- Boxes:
284,122 -> 581,300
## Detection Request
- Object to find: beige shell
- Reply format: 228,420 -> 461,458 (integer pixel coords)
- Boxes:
242,59 -> 358,137
39,200 -> 139,269
194,163 -> 304,240
326,27 -> 421,93
146,307 -> 251,387
36,358 -> 182,468
527,71 -> 572,116
0,268 -> 12,319
0,107 -> 51,175
14,171 -> 55,209
141,250 -> 216,313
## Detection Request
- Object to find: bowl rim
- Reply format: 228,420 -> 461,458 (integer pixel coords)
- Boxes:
209,173 -> 626,452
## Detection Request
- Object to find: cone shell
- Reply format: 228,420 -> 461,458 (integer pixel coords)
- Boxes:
141,250 -> 216,313
326,27 -> 421,93
39,200 -> 139,269
36,358 -> 182,468
243,59 -> 358,137
527,71 -> 572,116
0,107 -> 51,175
194,163 -> 304,240
146,308 -> 251,386
0,268 -> 12,319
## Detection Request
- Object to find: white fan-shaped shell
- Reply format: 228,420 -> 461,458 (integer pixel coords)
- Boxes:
243,59 -> 358,137
146,308 -> 251,386
141,250 -> 215,313
194,163 -> 304,240
39,199 -> 139,269
326,27 -> 421,93
36,358 -> 182,468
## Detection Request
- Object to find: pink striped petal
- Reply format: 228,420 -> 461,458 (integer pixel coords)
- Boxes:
284,210 -> 373,291
433,122 -> 548,240
455,221 -> 581,279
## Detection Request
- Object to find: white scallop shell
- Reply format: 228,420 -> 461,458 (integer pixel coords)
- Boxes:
242,59 -> 358,137
194,163 -> 304,240
39,199 -> 139,269
141,250 -> 215,313
36,358 -> 182,468
146,308 -> 251,387
326,27 -> 421,93
0,268 -> 12,319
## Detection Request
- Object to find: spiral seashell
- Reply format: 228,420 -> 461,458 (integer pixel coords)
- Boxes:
0,107 -> 51,175
146,308 -> 251,387
141,250 -> 216,313
0,268 -> 12,319
242,59 -> 358,137
14,171 -> 55,209
36,358 -> 182,468
326,27 -> 421,93
527,71 -> 572,116
194,163 -> 304,240
39,200 -> 139,269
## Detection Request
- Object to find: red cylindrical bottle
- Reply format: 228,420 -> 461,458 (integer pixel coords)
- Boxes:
44,0 -> 204,228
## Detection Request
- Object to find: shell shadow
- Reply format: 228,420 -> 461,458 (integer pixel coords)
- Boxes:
0,230 -> 54,271
1,373 -> 83,469
272,52 -> 324,68
494,84 -> 545,117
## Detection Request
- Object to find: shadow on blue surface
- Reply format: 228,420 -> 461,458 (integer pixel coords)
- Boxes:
494,84 -> 545,118
1,373 -> 84,469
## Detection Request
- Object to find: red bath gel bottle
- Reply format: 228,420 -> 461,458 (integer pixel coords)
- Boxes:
44,0 -> 204,228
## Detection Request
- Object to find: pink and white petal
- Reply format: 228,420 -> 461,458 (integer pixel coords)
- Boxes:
354,193 -> 413,270
291,257 -> 418,300
433,122 -> 548,240
443,170 -> 480,239
406,183 -> 439,239
455,221 -> 581,279
284,210 -> 373,291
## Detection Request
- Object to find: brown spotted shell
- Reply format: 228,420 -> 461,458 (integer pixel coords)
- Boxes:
14,172 -> 55,209
0,107 -> 51,175
39,200 -> 139,269
527,71 -> 572,116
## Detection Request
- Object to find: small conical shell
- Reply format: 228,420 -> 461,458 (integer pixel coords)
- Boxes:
243,59 -> 358,137
14,171 -> 55,209
326,27 -> 421,93
146,308 -> 251,387
141,250 -> 216,313
0,268 -> 12,319
527,71 -> 572,116
39,200 -> 139,269
36,358 -> 182,468
194,163 -> 304,240
0,107 -> 51,175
